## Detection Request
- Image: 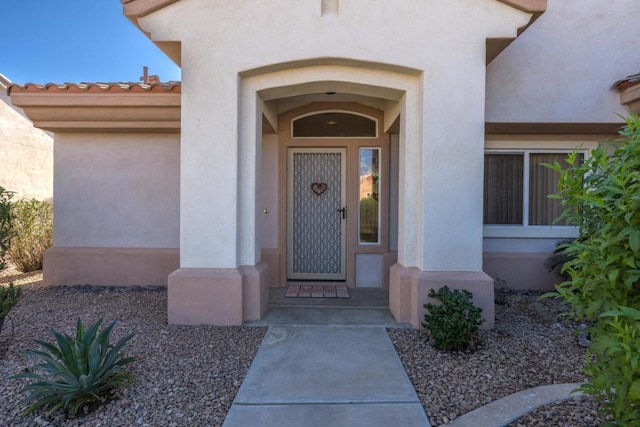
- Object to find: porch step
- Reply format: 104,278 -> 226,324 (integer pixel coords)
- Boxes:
244,306 -> 412,328
246,287 -> 410,328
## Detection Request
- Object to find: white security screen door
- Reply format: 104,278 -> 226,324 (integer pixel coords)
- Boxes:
287,148 -> 347,280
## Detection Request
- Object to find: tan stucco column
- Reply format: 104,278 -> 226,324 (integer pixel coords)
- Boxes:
167,65 -> 268,325
389,51 -> 497,329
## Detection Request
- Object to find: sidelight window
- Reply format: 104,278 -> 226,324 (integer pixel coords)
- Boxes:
359,148 -> 380,243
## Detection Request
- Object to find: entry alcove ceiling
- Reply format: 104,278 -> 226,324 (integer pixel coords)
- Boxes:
269,92 -> 387,116
261,92 -> 389,136
258,81 -> 404,134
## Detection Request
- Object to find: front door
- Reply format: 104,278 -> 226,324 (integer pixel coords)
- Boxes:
287,148 -> 347,280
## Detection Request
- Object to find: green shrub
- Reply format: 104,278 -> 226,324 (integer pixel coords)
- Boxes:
546,113 -> 640,425
422,285 -> 483,351
0,186 -> 14,271
10,318 -> 136,416
582,307 -> 640,425
544,240 -> 575,281
0,282 -> 21,318
8,199 -> 53,272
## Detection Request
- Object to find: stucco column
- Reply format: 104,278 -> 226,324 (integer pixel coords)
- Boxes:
420,61 -> 485,271
389,58 -> 494,328
167,59 -> 268,325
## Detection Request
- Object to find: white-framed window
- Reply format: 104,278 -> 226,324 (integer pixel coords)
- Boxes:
483,150 -> 585,227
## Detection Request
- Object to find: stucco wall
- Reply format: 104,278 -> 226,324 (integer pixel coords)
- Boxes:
54,133 -> 179,248
0,81 -> 53,200
260,133 -> 279,249
141,0 -> 530,271
487,0 -> 640,123
143,0 -> 528,73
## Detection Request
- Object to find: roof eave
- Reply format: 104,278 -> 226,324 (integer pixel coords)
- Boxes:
619,84 -> 640,115
487,0 -> 547,64
497,0 -> 547,14
122,0 -> 546,17
121,0 -> 182,66
10,89 -> 181,134
121,0 -> 181,19
121,0 -> 546,68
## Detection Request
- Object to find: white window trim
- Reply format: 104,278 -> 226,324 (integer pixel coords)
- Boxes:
483,148 -> 588,238
483,225 -> 579,239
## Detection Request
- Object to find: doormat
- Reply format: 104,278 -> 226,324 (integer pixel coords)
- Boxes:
285,285 -> 350,298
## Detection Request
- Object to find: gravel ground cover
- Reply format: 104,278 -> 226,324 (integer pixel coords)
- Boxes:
389,293 -> 607,426
2,268 -> 612,426
0,272 -> 266,427
508,395 -> 612,426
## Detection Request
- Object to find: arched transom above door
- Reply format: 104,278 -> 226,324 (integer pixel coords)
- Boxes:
292,110 -> 378,138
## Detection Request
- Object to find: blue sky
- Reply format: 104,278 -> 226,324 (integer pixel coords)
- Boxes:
1,0 -> 181,84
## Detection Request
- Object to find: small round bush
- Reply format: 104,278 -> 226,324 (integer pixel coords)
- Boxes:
422,286 -> 483,351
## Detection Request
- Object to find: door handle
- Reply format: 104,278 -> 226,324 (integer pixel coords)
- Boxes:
336,207 -> 347,219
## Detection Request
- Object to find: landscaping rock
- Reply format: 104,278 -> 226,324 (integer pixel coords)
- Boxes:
0,277 -> 265,427
389,293 -> 606,426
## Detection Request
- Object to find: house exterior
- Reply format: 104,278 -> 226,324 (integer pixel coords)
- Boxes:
8,0 -> 640,328
0,74 -> 52,200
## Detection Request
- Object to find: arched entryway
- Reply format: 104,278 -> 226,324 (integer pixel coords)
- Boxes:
169,58 -> 495,328
260,103 -> 398,290
242,59 -> 420,306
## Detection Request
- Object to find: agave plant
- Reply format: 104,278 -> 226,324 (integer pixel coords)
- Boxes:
11,318 -> 135,416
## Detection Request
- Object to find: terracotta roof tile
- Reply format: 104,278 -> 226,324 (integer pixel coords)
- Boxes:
613,73 -> 640,91
7,81 -> 181,96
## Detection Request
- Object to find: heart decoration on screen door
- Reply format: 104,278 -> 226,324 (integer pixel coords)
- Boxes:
311,182 -> 328,195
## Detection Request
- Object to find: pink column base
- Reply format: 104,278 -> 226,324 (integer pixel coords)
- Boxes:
240,262 -> 269,321
168,262 -> 269,325
389,264 -> 495,329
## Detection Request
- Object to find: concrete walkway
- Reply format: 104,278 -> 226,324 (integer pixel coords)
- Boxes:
224,290 -> 582,427
223,325 -> 431,427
